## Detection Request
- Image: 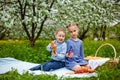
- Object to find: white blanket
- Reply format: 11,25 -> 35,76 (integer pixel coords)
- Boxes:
0,57 -> 109,78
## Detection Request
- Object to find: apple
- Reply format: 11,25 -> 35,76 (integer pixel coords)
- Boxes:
68,51 -> 73,56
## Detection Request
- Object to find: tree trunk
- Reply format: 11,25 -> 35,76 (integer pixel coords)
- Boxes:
102,25 -> 106,40
30,39 -> 35,47
93,28 -> 99,40
100,25 -> 106,40
79,26 -> 89,40
0,33 -> 5,40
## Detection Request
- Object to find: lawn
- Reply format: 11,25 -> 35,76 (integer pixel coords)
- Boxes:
0,39 -> 120,80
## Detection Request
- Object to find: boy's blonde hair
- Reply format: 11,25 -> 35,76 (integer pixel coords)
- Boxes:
55,28 -> 66,35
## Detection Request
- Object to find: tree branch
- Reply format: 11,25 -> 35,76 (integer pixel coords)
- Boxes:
18,0 -> 31,40
31,0 -> 36,41
79,26 -> 90,40
35,0 -> 56,40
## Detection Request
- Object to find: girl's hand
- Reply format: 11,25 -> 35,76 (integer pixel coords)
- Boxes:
66,51 -> 74,57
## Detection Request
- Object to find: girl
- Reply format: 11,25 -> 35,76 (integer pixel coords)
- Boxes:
65,23 -> 91,72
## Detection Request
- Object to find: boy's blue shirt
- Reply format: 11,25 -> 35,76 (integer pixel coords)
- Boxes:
46,40 -> 67,62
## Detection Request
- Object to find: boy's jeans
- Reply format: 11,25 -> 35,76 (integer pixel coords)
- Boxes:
29,59 -> 65,71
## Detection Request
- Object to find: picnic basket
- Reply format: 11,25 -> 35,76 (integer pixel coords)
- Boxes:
84,43 -> 119,68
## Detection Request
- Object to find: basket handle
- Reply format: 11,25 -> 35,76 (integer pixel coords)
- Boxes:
95,43 -> 117,61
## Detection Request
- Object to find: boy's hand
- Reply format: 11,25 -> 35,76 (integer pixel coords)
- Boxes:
52,51 -> 57,56
51,41 -> 56,51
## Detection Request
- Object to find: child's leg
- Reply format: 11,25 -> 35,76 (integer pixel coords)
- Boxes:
50,60 -> 65,70
72,65 -> 81,71
72,64 -> 95,73
81,65 -> 95,73
29,65 -> 41,71
42,60 -> 65,71
84,64 -> 91,69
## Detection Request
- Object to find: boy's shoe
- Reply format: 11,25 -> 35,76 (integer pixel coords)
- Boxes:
29,65 -> 41,71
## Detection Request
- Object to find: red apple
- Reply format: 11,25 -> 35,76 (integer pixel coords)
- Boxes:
68,51 -> 73,56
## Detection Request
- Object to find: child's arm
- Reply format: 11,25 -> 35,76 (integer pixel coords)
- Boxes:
51,41 -> 56,54
66,40 -> 74,58
66,50 -> 74,58
54,43 -> 67,59
46,41 -> 56,52
52,51 -> 57,56
79,43 -> 84,59
46,43 -> 52,51
46,41 -> 57,56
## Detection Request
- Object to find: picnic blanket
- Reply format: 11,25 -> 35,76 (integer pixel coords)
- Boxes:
0,57 -> 110,78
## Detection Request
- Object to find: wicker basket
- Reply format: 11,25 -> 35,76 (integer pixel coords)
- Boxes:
84,43 -> 118,63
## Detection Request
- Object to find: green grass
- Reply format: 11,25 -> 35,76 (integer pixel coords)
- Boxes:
84,39 -> 120,59
0,40 -> 51,63
0,39 -> 120,80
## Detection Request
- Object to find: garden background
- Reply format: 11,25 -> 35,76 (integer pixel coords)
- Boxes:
0,0 -> 120,80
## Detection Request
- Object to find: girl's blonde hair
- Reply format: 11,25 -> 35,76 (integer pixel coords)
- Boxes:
66,23 -> 78,28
